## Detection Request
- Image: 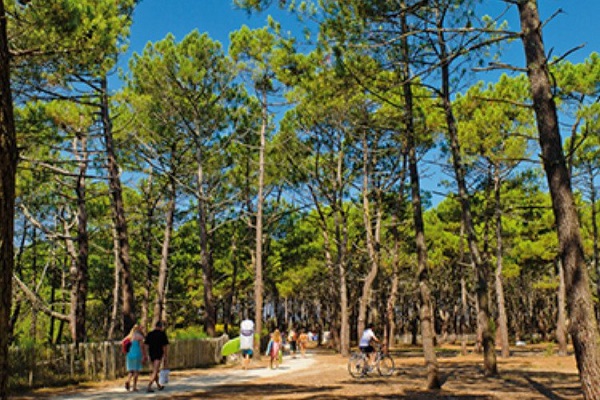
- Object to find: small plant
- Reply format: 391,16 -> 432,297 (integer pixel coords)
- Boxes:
544,343 -> 555,356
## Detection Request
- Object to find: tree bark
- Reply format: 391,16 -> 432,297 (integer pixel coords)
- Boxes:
254,89 -> 268,354
517,1 -> 600,397
556,258 -> 568,356
153,177 -> 176,326
588,167 -> 600,321
196,151 -> 216,337
438,22 -> 497,375
494,166 -> 510,358
141,168 -> 156,331
0,0 -> 16,395
70,129 -> 89,344
100,77 -> 135,335
357,133 -> 380,338
400,3 -> 441,387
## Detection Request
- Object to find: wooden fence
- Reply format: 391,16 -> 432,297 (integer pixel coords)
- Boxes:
9,335 -> 228,390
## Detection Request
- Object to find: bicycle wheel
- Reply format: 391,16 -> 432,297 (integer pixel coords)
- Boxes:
377,354 -> 395,377
348,352 -> 368,378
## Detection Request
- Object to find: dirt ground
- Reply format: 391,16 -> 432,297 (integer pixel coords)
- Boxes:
16,344 -> 583,400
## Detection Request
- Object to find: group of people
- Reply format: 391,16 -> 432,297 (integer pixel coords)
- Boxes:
237,319 -> 314,371
122,320 -> 170,393
124,319 -> 380,390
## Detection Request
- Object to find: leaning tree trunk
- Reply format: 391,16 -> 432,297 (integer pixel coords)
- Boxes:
517,1 -> 600,397
438,25 -> 497,375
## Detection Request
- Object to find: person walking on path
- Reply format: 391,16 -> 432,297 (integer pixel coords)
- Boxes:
266,329 -> 283,369
145,320 -> 169,393
239,319 -> 255,370
298,329 -> 309,358
287,328 -> 297,358
124,324 -> 147,392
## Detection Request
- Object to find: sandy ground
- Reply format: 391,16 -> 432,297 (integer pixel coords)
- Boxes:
13,345 -> 583,400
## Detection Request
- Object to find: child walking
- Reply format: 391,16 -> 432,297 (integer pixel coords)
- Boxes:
266,329 -> 283,369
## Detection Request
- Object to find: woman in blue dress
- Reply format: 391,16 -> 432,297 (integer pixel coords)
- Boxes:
124,324 -> 146,391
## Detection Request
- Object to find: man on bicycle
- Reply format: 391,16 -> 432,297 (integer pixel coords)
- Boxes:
359,323 -> 379,369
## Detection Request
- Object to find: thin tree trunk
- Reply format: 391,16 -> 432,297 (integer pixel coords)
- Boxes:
588,168 -> 600,321
438,22 -> 497,374
224,234 -> 239,335
197,157 -> 216,337
108,226 -> 121,340
71,128 -> 89,344
494,166 -> 510,358
386,222 -> 400,348
100,77 -> 135,335
556,258 -> 568,356
335,145 -> 350,357
141,168 -> 156,331
400,3 -> 441,386
153,178 -> 176,326
517,2 -> 600,397
254,90 -> 267,354
357,133 -> 379,337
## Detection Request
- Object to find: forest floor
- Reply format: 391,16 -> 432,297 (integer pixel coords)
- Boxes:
12,343 -> 583,399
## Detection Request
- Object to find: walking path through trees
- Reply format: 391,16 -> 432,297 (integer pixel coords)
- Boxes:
13,345 -> 584,399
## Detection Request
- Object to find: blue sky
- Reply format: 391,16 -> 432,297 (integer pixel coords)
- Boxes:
123,0 -> 599,69
119,0 -> 599,205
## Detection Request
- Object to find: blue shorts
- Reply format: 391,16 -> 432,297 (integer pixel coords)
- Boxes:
241,349 -> 253,358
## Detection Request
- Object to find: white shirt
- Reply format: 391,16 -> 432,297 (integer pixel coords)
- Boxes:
239,319 -> 254,350
359,328 -> 375,347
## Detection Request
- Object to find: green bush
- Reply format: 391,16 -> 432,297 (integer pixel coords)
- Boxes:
169,325 -> 207,340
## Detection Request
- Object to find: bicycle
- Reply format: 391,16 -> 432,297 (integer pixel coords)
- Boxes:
347,344 -> 395,378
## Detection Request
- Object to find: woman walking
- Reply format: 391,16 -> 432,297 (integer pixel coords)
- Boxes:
124,324 -> 147,391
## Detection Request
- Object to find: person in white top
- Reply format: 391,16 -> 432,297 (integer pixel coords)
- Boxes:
359,323 -> 379,368
239,319 -> 255,370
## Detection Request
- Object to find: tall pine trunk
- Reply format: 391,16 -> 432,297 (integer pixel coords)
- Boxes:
493,166 -> 510,358
517,2 -> 600,397
400,4 -> 441,387
556,258 -> 568,356
71,129 -> 89,344
438,26 -> 497,376
153,176 -> 176,326
100,77 -> 135,335
253,89 -> 267,354
0,1 -> 16,395
357,134 -> 380,337
196,155 -> 216,337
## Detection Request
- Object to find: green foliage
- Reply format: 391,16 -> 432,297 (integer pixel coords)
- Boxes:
169,325 -> 208,341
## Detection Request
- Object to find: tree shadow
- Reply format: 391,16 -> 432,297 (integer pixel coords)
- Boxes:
169,382 -> 499,399
440,360 -> 582,400
169,383 -> 342,399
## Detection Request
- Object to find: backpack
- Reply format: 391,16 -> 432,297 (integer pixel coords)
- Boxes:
121,337 -> 132,354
